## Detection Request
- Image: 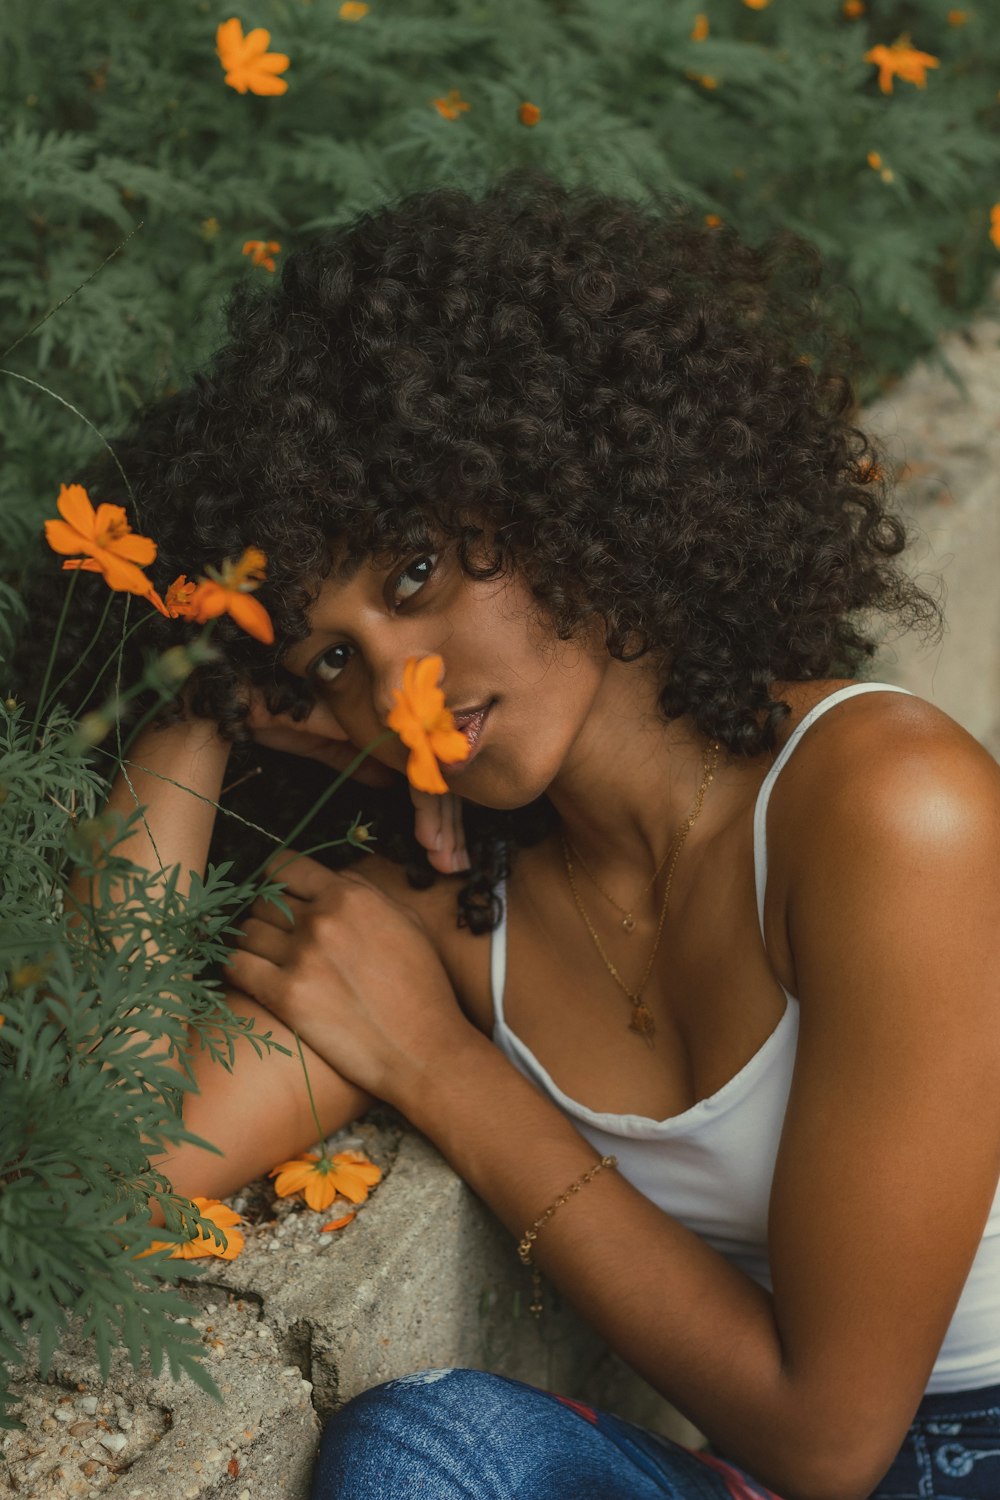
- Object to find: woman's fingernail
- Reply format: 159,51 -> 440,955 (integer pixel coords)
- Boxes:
434,832 -> 443,851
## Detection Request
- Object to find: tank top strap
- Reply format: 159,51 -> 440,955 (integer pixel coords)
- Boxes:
490,879 -> 509,1022
752,682 -> 914,939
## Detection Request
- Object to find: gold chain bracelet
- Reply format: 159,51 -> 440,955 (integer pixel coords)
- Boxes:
517,1155 -> 618,1318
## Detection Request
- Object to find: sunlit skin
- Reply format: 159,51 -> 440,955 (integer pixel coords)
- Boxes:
147,537 -> 1000,1498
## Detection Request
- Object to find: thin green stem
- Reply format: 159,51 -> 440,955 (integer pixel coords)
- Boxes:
294,1030 -> 330,1162
41,589 -> 115,720
1,223 -> 144,364
71,607 -> 162,720
31,570 -> 79,744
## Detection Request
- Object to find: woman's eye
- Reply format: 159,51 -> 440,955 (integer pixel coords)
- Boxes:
393,553 -> 438,604
311,643 -> 353,683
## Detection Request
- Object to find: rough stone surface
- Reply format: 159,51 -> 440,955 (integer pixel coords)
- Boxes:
867,275 -> 1000,752
7,287 -> 998,1499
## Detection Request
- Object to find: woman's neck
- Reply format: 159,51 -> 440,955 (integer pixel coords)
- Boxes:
545,658 -> 724,889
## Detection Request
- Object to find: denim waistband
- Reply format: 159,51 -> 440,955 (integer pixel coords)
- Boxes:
914,1381 -> 1000,1419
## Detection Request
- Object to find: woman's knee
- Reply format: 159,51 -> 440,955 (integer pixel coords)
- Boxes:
311,1368 -> 511,1500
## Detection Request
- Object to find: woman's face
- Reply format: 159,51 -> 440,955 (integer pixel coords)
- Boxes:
279,542 -> 613,809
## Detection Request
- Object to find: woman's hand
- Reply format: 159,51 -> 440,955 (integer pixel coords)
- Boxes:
221,849 -> 477,1106
241,686 -> 470,875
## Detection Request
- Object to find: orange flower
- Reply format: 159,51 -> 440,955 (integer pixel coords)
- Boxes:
990,205 -> 1000,251
518,102 -> 541,126
704,213 -> 722,228
691,14 -> 709,40
742,0 -> 770,8
216,18 -> 290,96
686,71 -> 717,88
140,1197 -> 245,1261
867,150 -> 882,169
270,1150 -> 382,1211
386,654 -> 470,795
432,89 -> 470,120
44,484 -> 158,598
243,239 -> 281,272
948,10 -> 968,24
163,574 -> 198,618
864,36 -> 939,94
187,547 -> 274,644
842,0 -> 865,14
321,1210 -> 357,1231
339,1 -> 369,17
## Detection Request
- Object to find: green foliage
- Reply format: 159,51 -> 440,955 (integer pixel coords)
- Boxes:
1,0 -> 998,578
0,685 -> 306,1424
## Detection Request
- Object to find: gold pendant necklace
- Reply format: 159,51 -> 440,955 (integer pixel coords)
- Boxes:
563,828 -> 677,934
561,741 -> 720,1046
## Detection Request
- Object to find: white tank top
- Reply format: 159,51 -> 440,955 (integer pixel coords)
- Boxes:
490,683 -> 1000,1393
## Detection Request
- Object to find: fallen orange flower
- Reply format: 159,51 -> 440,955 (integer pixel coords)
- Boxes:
243,239 -> 281,272
321,1211 -> 357,1232
188,547 -> 274,644
44,484 -> 159,599
433,89 -> 470,120
216,18 -> 290,96
864,36 -> 939,94
270,1150 -> 382,1211
386,654 -> 470,795
139,1197 -> 245,1261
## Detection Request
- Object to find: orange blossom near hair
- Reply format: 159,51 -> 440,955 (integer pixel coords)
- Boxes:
44,484 -> 159,597
216,18 -> 290,96
187,548 -> 274,644
243,239 -> 281,272
387,655 -> 471,795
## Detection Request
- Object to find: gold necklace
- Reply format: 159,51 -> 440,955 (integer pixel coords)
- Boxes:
563,828 -> 677,934
561,741 -> 720,1047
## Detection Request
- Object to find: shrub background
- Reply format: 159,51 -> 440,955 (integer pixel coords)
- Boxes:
2,0 -> 999,584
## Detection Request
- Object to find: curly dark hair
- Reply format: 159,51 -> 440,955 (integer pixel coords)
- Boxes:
11,167 -> 939,932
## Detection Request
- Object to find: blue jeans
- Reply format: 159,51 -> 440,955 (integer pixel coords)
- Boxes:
310,1368 -> 1000,1499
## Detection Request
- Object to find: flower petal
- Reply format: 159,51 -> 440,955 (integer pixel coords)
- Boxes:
406,741 -> 448,795
303,1173 -> 339,1211
56,483 -> 97,539
246,71 -> 289,96
44,518 -> 91,556
94,551 -> 158,595
321,1211 -> 357,1231
227,592 -> 275,643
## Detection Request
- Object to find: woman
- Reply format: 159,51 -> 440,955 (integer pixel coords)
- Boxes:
15,171 -> 1000,1499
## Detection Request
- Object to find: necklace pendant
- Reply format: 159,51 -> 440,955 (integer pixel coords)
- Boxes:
629,1002 -> 656,1047
622,913 -> 635,933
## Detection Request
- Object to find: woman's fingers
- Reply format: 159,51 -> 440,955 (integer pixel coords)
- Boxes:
411,789 -> 470,874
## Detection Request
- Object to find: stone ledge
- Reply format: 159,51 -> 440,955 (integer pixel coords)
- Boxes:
3,1117 -> 695,1500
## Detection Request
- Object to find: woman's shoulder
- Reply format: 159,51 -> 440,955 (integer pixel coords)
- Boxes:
766,680 -> 1000,926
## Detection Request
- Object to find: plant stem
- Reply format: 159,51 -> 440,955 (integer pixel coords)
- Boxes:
31,570 -> 79,745
42,589 -> 114,720
294,1030 -> 329,1161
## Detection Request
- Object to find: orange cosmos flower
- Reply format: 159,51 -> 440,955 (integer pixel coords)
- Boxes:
270,1150 -> 382,1211
691,14 -> 709,40
843,0 -> 865,14
864,36 -> 939,94
339,1 -> 369,17
243,239 -> 281,272
686,71 -> 718,88
432,89 -> 470,120
742,0 -> 770,8
140,1197 -> 245,1261
705,213 -> 722,228
188,547 -> 274,644
948,10 -> 968,24
44,484 -> 159,598
990,205 -> 1000,251
386,654 -> 470,795
216,18 -> 290,96
518,102 -> 541,126
163,574 -> 198,618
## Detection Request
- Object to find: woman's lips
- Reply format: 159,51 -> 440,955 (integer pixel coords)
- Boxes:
441,701 -> 493,770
